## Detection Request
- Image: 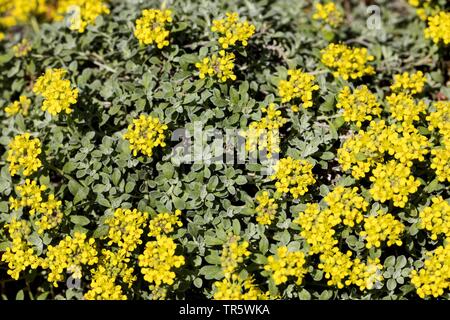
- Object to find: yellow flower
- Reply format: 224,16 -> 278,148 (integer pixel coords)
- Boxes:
0,0 -> 46,28
424,11 -> 450,45
7,133 -> 42,177
386,92 -> 426,126
55,0 -> 110,33
418,196 -> 450,240
338,121 -> 429,179
388,125 -> 430,166
359,211 -> 405,248
369,160 -> 420,208
427,101 -> 450,143
241,103 -> 287,159
264,246 -> 307,285
318,247 -> 384,290
33,68 -> 79,116
123,114 -> 168,157
272,157 -> 316,199
255,191 -> 278,225
1,218 -> 42,280
337,85 -> 381,127
278,69 -> 319,110
213,274 -> 268,300
5,95 -> 31,116
195,50 -> 237,82
42,232 -> 98,286
349,257 -> 383,291
148,209 -> 182,237
84,249 -> 135,300
312,2 -> 344,27
390,71 -> 427,95
431,144 -> 450,183
321,43 -> 375,80
36,193 -> 63,234
134,9 -> 172,48
12,38 -> 31,57
9,179 -> 63,234
294,203 -> 340,255
220,236 -> 250,278
105,208 -> 148,255
138,235 -> 185,287
411,242 -> 450,298
9,179 -> 46,214
324,186 -> 367,227
318,248 -> 354,289
211,12 -> 255,49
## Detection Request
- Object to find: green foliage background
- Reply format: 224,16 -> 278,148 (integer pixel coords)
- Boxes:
0,0 -> 449,300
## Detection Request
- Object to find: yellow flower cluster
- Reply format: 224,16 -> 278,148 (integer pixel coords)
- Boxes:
293,196 -> 385,290
278,69 -> 320,111
318,248 -> 383,290
294,203 -> 340,255
123,115 -> 168,157
419,196 -> 450,240
148,209 -> 182,237
5,95 -> 31,116
264,246 -> 307,285
255,191 -> 278,225
410,1 -> 434,20
318,249 -> 352,289
1,219 -> 41,280
85,269 -> 127,300
220,236 -> 250,278
138,235 -> 185,287
324,186 -> 367,227
134,9 -> 172,48
386,92 -> 426,125
431,145 -> 450,182
33,68 -> 79,116
7,133 -> 42,177
213,274 -> 268,300
321,43 -> 375,80
84,249 -> 134,300
312,2 -> 344,27
12,38 -> 31,57
211,12 -> 255,49
390,71 -> 427,94
336,85 -> 381,127
427,101 -> 450,143
272,157 -> 316,199
42,232 -> 98,286
105,208 -> 149,254
9,179 -> 63,234
411,243 -> 450,298
55,0 -> 110,33
369,160 -> 420,208
338,121 -> 430,179
337,123 -> 385,179
359,211 -> 405,248
242,104 -> 287,159
0,0 -> 45,28
392,126 -> 430,165
424,11 -> 450,45
196,50 -> 237,82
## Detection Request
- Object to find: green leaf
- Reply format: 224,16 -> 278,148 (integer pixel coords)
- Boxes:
16,290 -> 24,300
70,215 -> 91,226
299,289 -> 311,300
199,265 -> 223,280
387,278 -> 397,291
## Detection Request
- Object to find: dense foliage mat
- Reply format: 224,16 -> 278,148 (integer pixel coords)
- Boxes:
0,0 -> 449,300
